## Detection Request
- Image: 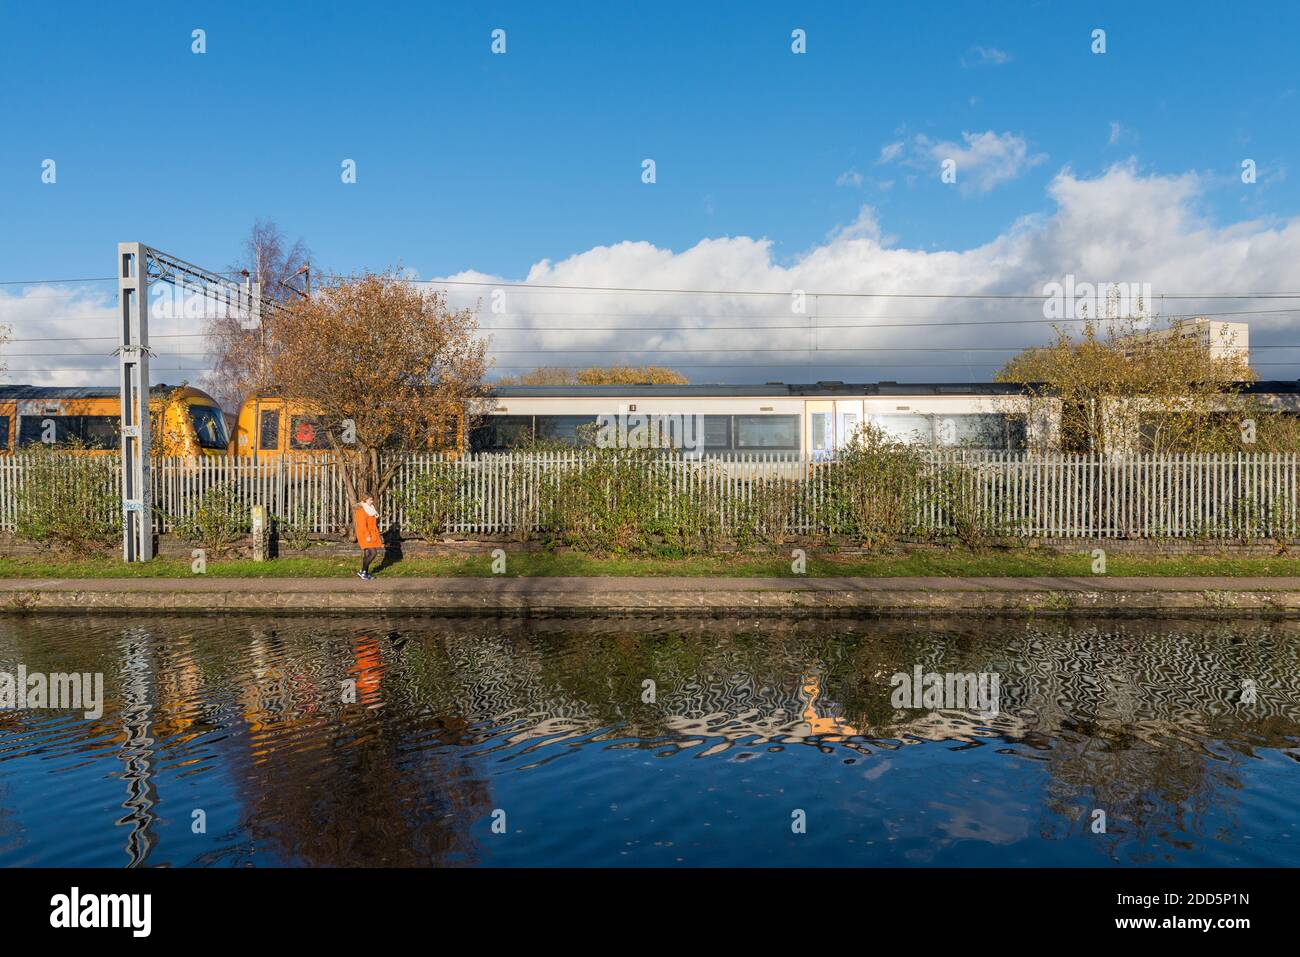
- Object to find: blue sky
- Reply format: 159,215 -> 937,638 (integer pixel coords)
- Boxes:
2,1 -> 1298,384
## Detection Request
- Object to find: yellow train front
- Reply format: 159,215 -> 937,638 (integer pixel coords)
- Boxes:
228,394 -> 465,458
0,384 -> 230,456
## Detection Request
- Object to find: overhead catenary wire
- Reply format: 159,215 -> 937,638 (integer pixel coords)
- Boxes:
8,272 -> 1300,301
316,273 -> 1300,301
3,304 -> 1300,329
4,274 -> 1300,380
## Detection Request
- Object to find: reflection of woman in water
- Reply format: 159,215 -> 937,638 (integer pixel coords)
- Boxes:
799,673 -> 860,739
349,635 -> 385,701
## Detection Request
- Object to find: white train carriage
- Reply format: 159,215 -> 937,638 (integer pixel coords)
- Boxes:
474,382 -> 1056,456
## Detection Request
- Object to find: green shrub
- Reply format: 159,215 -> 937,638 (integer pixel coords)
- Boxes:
172,481 -> 250,556
816,425 -> 930,549
399,461 -> 471,541
272,504 -> 319,552
14,447 -> 120,552
537,448 -> 676,554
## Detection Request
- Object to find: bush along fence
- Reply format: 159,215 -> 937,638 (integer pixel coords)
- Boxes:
0,447 -> 1297,554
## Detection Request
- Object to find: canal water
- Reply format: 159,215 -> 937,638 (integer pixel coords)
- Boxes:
0,614 -> 1296,867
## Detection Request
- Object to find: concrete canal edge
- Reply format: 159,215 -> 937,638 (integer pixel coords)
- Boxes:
3,576 -> 1300,618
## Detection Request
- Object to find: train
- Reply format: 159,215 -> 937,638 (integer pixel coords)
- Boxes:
227,394 -> 463,459
0,384 -> 229,456
6,378 -> 1300,458
474,382 -> 1053,456
473,380 -> 1300,456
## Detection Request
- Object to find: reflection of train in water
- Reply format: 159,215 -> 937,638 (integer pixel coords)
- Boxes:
0,384 -> 230,456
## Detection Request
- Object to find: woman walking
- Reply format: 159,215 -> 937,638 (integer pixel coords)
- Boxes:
354,494 -> 383,580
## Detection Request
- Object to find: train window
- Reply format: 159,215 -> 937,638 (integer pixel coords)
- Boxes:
0,416 -> 8,450
702,415 -> 731,449
934,413 -> 1028,451
535,415 -> 597,446
80,416 -> 120,449
288,415 -> 330,450
734,414 -> 799,450
938,414 -> 994,448
873,414 -> 933,445
258,409 -> 281,450
472,415 -> 533,451
19,416 -> 71,446
189,406 -> 231,451
17,415 -> 118,448
20,416 -> 68,447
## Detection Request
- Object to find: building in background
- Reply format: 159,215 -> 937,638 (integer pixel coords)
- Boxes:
1128,318 -> 1250,362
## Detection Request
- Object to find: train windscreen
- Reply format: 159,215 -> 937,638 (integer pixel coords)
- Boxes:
188,405 -> 230,450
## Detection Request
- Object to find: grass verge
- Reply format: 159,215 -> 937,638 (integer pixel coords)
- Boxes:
2,549 -> 1300,579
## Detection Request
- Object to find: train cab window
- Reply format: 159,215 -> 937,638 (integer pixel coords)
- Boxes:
289,415 -> 330,450
0,416 -> 9,450
258,409 -> 281,450
189,405 -> 230,451
734,414 -> 799,450
535,415 -> 597,446
702,415 -> 731,450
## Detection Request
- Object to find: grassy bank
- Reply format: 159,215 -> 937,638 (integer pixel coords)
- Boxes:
3,549 -> 1300,579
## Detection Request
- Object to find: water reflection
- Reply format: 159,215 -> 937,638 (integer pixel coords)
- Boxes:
0,615 -> 1296,866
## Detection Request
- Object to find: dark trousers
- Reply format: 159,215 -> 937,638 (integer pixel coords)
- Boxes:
361,548 -> 381,573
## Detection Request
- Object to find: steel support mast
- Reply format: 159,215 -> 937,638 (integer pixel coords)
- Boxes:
116,243 -> 280,561
117,243 -> 153,561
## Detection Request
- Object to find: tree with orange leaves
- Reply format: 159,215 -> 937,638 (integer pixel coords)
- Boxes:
261,272 -> 488,504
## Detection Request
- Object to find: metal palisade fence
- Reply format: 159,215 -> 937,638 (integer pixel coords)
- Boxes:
0,450 -> 1295,541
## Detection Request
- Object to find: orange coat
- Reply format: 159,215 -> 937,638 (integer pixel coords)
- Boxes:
354,505 -> 383,549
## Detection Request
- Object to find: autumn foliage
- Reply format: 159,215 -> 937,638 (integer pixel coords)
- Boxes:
998,317 -> 1257,454
500,364 -> 689,385
261,272 -> 487,502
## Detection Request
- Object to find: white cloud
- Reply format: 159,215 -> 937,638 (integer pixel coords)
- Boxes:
8,163 -> 1300,389
962,45 -> 1012,67
877,141 -> 905,165
882,130 -> 1046,195
835,169 -> 864,188
827,204 -> 890,244
1108,121 -> 1122,145
0,286 -> 122,387
432,162 -> 1300,382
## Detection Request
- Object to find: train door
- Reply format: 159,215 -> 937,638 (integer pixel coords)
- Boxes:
807,401 -> 834,459
255,399 -> 285,457
835,400 -> 863,448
